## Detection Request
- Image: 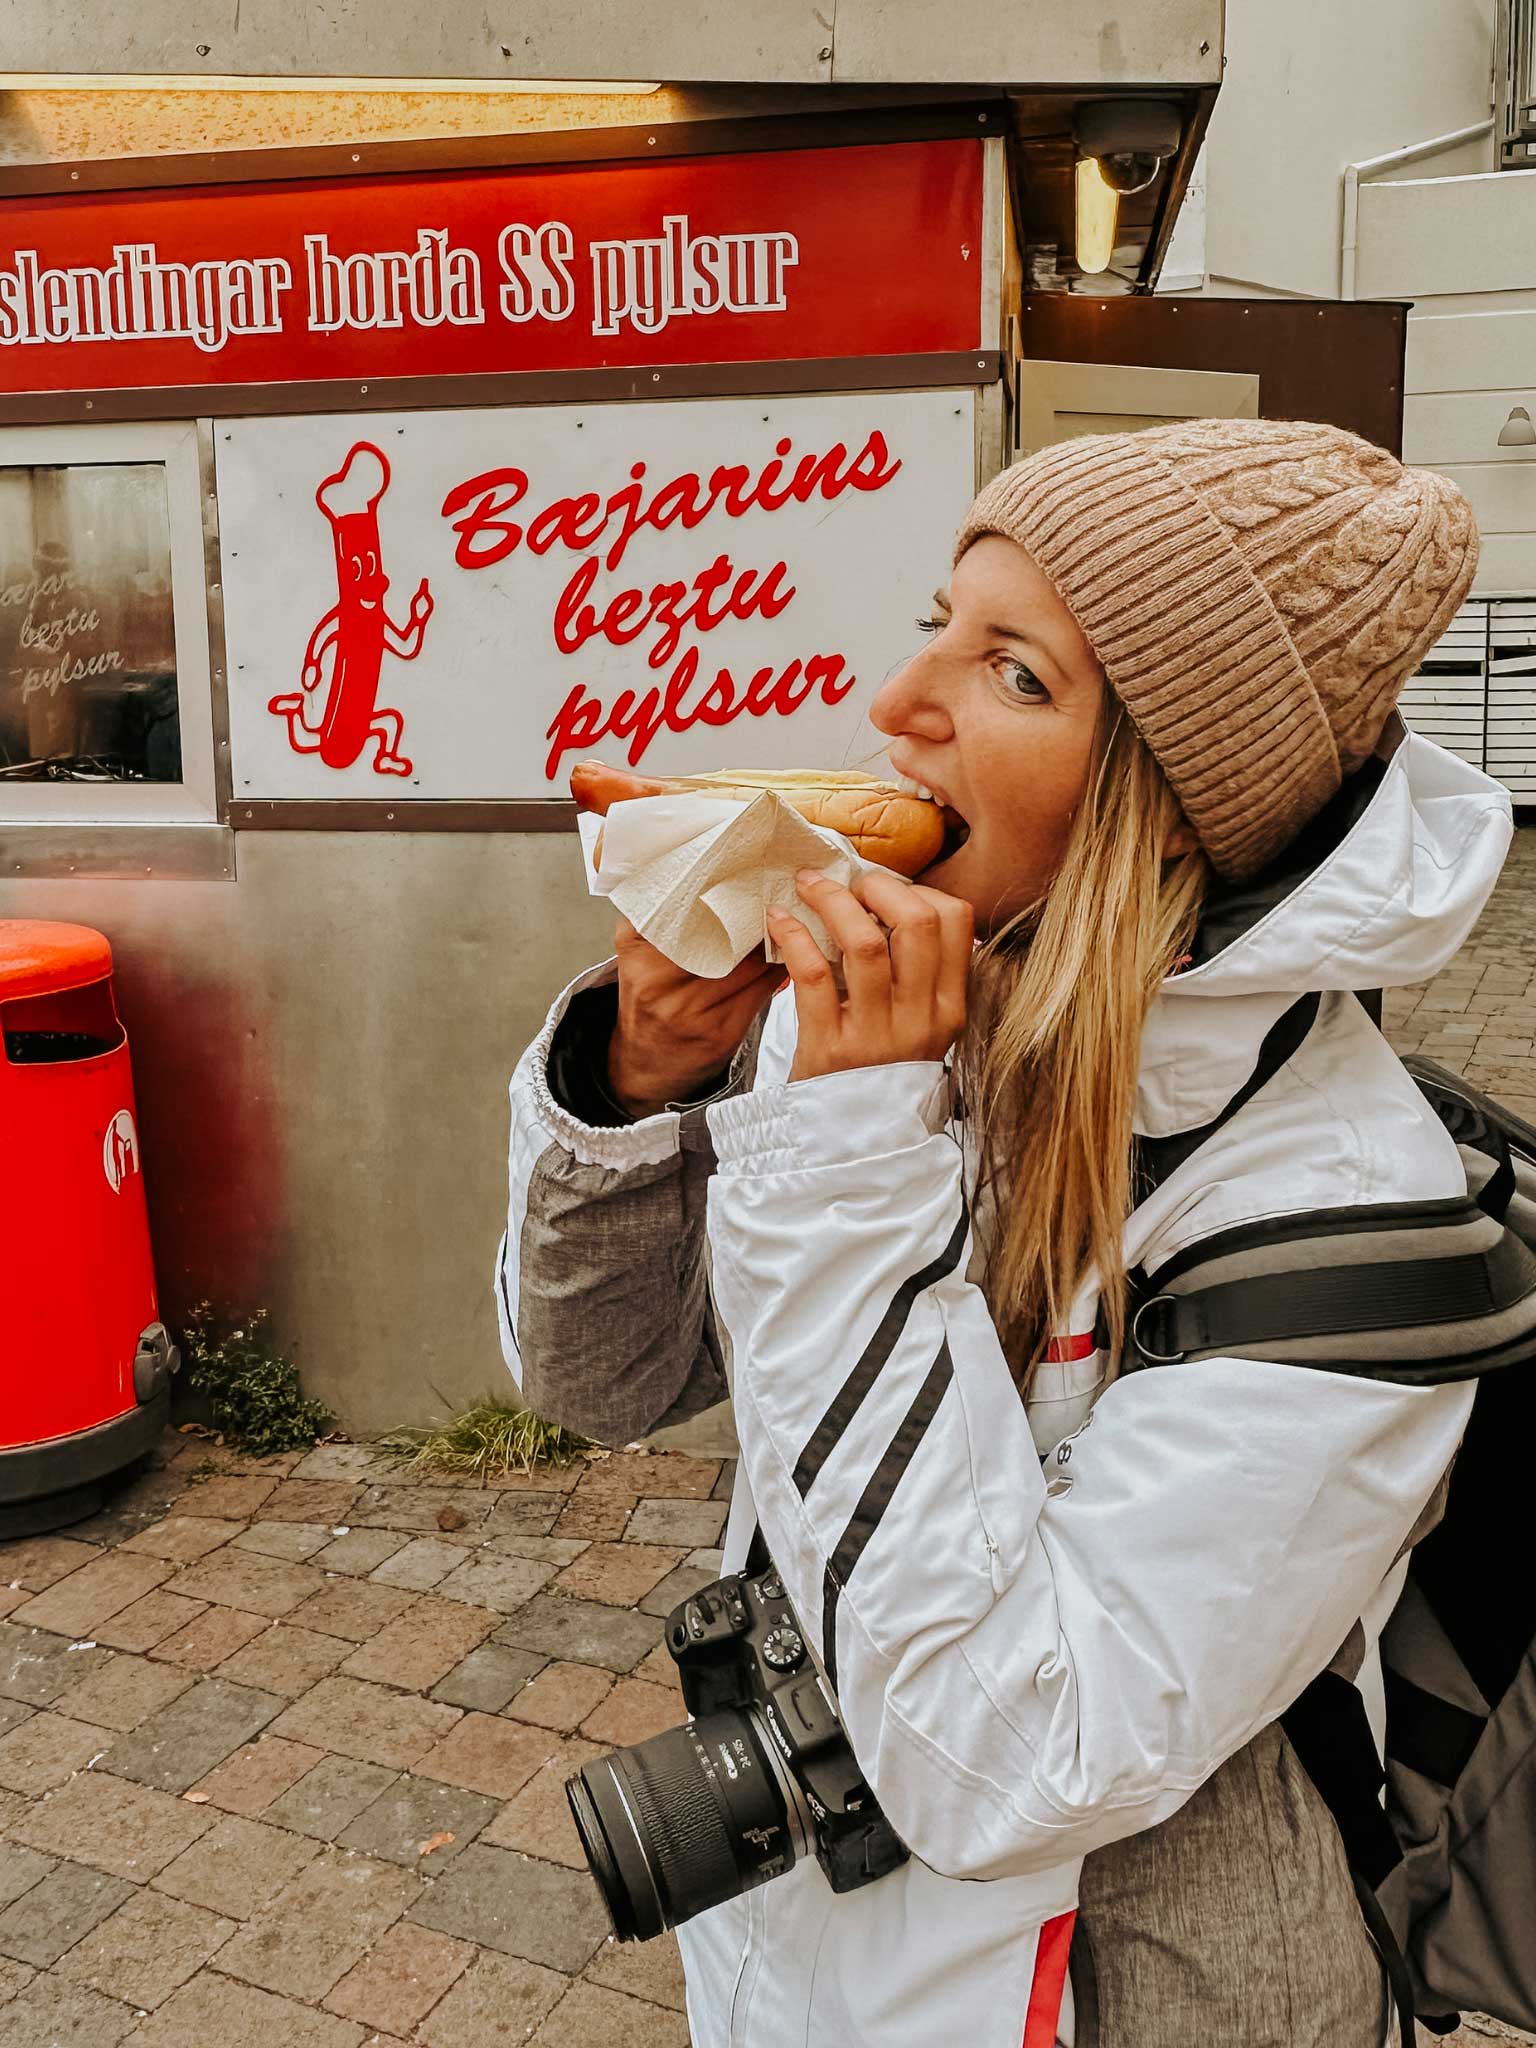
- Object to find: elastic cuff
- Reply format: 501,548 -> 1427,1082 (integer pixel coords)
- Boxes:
708,1061 -> 950,1175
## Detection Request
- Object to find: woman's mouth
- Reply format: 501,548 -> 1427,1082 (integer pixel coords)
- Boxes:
893,770 -> 971,861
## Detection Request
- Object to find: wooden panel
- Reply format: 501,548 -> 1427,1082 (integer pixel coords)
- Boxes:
1357,172 -> 1536,300
1404,392 -> 1536,468
1020,295 -> 1407,454
1406,309 -> 1536,395
1423,462 -> 1536,535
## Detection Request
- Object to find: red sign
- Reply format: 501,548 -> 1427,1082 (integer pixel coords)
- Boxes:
0,140 -> 983,397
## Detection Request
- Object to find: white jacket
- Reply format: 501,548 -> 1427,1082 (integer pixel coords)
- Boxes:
498,723 -> 1512,2047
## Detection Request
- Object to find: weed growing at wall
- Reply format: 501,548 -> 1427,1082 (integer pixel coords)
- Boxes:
178,1303 -> 332,1458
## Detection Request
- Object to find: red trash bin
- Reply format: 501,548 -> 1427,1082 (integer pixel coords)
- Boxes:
0,921 -> 177,1536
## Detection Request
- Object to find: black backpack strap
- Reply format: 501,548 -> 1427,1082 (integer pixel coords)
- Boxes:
1135,991 -> 1322,1200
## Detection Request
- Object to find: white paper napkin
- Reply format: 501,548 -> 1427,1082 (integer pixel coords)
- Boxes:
577,791 -> 890,976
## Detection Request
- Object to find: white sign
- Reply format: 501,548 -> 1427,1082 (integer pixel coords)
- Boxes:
215,390 -> 976,800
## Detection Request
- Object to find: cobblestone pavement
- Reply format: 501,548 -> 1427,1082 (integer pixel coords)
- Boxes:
0,831 -> 1530,2048
0,1434 -> 719,2047
1384,822 -> 1536,1122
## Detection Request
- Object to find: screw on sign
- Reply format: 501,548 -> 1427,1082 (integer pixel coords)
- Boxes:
267,441 -> 434,775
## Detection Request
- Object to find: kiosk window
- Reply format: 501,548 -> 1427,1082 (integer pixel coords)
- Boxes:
0,462 -> 180,787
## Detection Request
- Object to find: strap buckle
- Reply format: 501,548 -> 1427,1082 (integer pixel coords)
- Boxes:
1130,1293 -> 1186,1365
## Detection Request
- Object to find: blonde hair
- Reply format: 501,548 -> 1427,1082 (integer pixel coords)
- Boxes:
955,701 -> 1210,1389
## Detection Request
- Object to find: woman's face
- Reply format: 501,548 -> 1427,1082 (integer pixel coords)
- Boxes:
870,535 -> 1109,933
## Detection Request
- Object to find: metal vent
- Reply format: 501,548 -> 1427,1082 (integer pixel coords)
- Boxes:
1496,0 -> 1536,169
1399,598 -> 1536,798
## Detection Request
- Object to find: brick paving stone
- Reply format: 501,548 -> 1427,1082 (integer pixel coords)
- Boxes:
258,1480 -> 364,1525
216,1845 -> 420,2001
176,1475 -> 276,1520
482,1459 -> 586,1494
131,1968 -> 366,2048
367,1538 -> 467,1593
577,1453 -> 720,1501
313,1529 -> 406,1577
551,1544 -> 684,1610
215,1624 -> 350,1698
54,1887 -> 236,2011
290,1445 -> 394,1484
336,1774 -> 497,1870
266,1755 -> 400,1841
504,1662 -> 614,1734
10,1554 -> 173,1639
551,1493 -> 632,1543
483,1534 -> 591,1567
268,1676 -> 462,1771
633,1641 -> 683,1692
153,1811 -> 319,1920
162,1549 -> 324,1619
531,1980 -> 690,2048
120,1517 -> 246,1564
341,1598 -> 498,1693
484,1494 -> 562,1537
0,1858 -> 135,1966
228,1520 -> 334,1562
684,1547 -> 725,1573
148,1604 -> 269,1671
0,1953 -> 33,2000
623,1498 -> 728,1549
583,1928 -> 688,2012
408,1840 -> 608,1973
290,1580 -> 419,1642
638,1563 -> 718,1619
0,1696 -> 32,1736
92,1591 -> 209,1656
52,1653 -> 195,1732
0,1624 -> 114,1705
347,1488 -> 493,1536
0,1588 -> 26,1619
185,1733 -> 325,1816
415,1950 -> 567,2048
413,1712 -> 559,1801
0,1537 -> 101,1592
429,1643 -> 547,1714
0,1970 -> 137,2048
711,1460 -> 737,1502
10,1771 -> 213,1881
0,1844 -> 54,1910
433,1553 -> 556,1615
578,1678 -> 686,1747
101,1679 -> 282,1795
322,1920 -> 473,2035
0,1712 -> 108,1793
497,1595 -> 660,1673
481,1737 -> 603,1870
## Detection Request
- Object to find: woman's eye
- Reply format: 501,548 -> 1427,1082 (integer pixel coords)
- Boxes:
997,658 -> 1048,700
914,615 -> 947,637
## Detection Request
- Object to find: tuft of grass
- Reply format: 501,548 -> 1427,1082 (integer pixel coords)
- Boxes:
376,1401 -> 591,1484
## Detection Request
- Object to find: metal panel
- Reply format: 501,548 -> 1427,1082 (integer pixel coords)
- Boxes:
1418,461 -> 1536,537
1488,598 -> 1536,799
1405,308 -> 1536,395
1404,392 -> 1536,469
0,0 -> 1222,87
829,0 -> 1221,84
1398,596 -> 1536,800
1397,601 -> 1489,770
0,829 -> 617,1432
0,0 -> 833,86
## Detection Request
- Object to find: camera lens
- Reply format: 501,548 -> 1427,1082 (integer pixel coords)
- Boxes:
566,1708 -> 811,1941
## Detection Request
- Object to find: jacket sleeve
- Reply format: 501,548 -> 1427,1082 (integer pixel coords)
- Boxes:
703,1063 -> 1474,1883
494,962 -> 758,1446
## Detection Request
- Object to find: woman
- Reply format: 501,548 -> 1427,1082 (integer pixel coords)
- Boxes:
496,418 -> 1513,2046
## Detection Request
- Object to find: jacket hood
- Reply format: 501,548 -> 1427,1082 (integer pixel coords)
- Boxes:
1136,717 -> 1513,1138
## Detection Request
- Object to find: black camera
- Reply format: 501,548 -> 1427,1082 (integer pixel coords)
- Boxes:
565,1557 -> 908,1941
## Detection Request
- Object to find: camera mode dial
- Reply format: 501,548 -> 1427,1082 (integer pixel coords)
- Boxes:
762,1624 -> 806,1672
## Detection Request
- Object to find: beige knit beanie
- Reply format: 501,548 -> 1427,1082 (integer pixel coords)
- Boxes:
955,417 -> 1479,880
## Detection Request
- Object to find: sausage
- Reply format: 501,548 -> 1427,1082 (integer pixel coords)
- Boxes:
568,762 -> 688,815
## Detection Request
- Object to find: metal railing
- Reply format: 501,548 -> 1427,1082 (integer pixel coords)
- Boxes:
1496,0 -> 1536,168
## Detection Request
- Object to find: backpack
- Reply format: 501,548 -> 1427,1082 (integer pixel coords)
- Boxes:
1125,997 -> 1536,2043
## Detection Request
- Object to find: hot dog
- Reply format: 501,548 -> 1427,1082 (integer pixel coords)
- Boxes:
569,761 -> 949,877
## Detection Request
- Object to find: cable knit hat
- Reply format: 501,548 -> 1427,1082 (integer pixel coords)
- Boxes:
955,418 -> 1479,880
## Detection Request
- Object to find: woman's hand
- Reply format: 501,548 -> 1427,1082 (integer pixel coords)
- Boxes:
607,918 -> 788,1119
766,868 -> 974,1083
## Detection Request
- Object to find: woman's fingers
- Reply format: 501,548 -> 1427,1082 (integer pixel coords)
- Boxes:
859,871 -> 975,1042
792,870 -> 893,1021
765,905 -> 843,1052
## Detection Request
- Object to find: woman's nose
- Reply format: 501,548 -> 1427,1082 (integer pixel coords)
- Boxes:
870,645 -> 954,741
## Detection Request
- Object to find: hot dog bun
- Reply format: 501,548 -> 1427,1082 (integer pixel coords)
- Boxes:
569,761 -> 945,877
